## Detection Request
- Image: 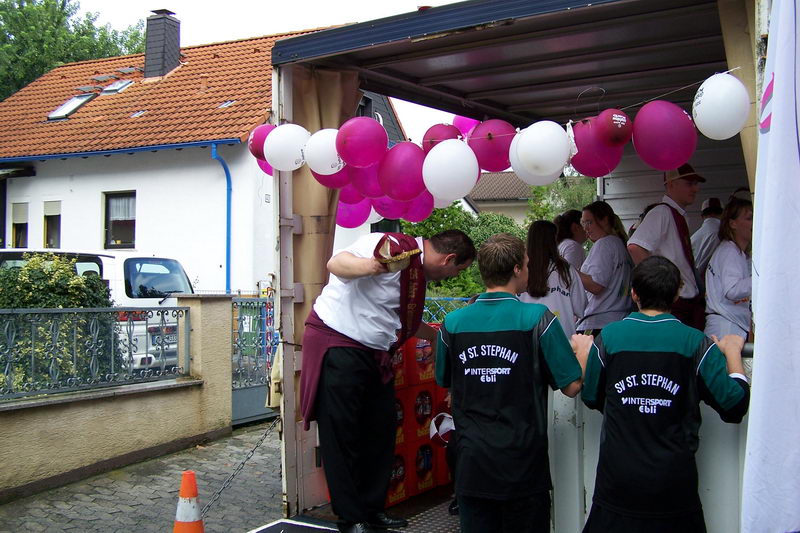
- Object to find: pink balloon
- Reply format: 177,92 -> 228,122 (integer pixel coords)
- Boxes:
632,100 -> 698,171
312,166 -> 350,188
403,190 -> 434,223
349,163 -> 383,198
256,158 -> 273,176
464,125 -> 478,141
467,119 -> 516,172
570,117 -> 624,177
453,115 -> 481,137
372,196 -> 410,220
336,198 -> 372,228
336,117 -> 388,168
378,142 -> 426,201
596,108 -> 632,147
248,124 -> 275,160
422,124 -> 461,154
339,182 -> 364,204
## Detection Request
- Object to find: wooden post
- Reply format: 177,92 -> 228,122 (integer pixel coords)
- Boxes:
717,0 -> 759,191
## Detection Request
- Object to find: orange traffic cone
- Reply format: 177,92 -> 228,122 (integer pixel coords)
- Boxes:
173,470 -> 205,533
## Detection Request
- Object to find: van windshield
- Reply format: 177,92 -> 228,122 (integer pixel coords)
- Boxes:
124,258 -> 193,298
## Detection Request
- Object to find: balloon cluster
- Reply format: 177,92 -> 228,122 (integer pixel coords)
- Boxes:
248,115 -> 479,228
247,73 -> 750,228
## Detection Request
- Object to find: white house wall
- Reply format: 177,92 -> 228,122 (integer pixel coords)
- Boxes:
4,143 -> 276,294
472,201 -> 528,226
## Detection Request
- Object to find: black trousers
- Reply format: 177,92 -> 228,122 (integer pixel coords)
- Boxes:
315,346 -> 396,523
458,492 -> 550,533
583,503 -> 707,533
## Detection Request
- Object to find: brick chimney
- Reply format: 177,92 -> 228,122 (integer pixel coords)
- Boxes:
144,9 -> 180,78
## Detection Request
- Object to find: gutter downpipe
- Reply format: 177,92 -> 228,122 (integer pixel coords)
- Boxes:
211,143 -> 232,293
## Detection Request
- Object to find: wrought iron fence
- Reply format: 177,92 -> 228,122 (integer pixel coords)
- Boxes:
423,297 -> 470,324
232,297 -> 277,390
0,306 -> 189,401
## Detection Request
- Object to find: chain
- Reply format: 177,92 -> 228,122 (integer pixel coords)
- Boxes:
201,416 -> 281,518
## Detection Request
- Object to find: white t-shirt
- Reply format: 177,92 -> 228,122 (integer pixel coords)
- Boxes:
577,234 -> 632,330
519,262 -> 587,336
313,233 -> 424,351
705,240 -> 751,338
628,195 -> 699,298
558,238 -> 586,270
691,217 -> 721,276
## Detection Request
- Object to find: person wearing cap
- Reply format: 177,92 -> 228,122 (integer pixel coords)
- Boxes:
300,230 -> 476,533
436,233 -> 590,533
691,197 -> 723,279
627,163 -> 706,330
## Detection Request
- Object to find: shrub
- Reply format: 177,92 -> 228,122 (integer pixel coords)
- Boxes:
0,253 -> 112,309
0,254 -> 116,396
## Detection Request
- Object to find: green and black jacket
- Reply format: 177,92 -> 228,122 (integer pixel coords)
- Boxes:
582,312 -> 750,517
436,292 -> 581,499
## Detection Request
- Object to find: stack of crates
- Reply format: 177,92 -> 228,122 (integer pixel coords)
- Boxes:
386,324 -> 453,507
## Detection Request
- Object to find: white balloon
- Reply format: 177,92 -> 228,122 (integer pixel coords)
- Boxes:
263,123 -> 310,171
509,133 -> 561,186
516,121 -> 569,177
304,128 -> 344,175
692,73 -> 750,140
365,207 -> 384,224
422,139 -> 480,201
433,196 -> 454,208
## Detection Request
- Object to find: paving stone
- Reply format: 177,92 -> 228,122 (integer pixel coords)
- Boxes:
0,421 -> 284,532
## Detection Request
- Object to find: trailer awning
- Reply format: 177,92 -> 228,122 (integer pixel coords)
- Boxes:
272,0 -> 728,126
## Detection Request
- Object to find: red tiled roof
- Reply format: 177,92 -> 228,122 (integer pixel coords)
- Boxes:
468,171 -> 531,201
0,30 -> 316,159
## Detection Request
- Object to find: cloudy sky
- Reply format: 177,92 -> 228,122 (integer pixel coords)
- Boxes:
76,0 -> 462,142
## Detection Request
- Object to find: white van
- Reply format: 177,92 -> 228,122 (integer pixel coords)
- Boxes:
0,249 -> 194,372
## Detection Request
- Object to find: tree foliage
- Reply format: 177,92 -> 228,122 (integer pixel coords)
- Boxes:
0,0 -> 145,101
398,201 -> 475,239
525,175 -> 598,227
401,204 -> 525,297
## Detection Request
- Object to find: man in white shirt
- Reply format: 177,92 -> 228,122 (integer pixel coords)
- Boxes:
691,197 -> 723,278
301,230 -> 475,533
628,163 -> 706,330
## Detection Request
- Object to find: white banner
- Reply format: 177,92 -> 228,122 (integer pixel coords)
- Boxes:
743,0 -> 800,531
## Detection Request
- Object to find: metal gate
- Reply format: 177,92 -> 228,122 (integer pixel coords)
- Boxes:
232,295 -> 277,425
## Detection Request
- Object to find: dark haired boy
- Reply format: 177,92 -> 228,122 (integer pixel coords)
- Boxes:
435,233 -> 590,533
581,256 -> 749,533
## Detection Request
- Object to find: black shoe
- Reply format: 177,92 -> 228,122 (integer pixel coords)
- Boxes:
338,522 -> 384,533
448,498 -> 459,515
367,512 -> 409,529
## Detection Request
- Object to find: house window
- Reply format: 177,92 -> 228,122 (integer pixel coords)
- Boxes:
44,201 -> 61,248
372,219 -> 400,232
12,202 -> 28,248
357,96 -> 374,119
105,192 -> 135,249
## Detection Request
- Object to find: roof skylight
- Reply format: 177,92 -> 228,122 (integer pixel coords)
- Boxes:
47,93 -> 96,120
218,100 -> 236,108
102,80 -> 134,94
